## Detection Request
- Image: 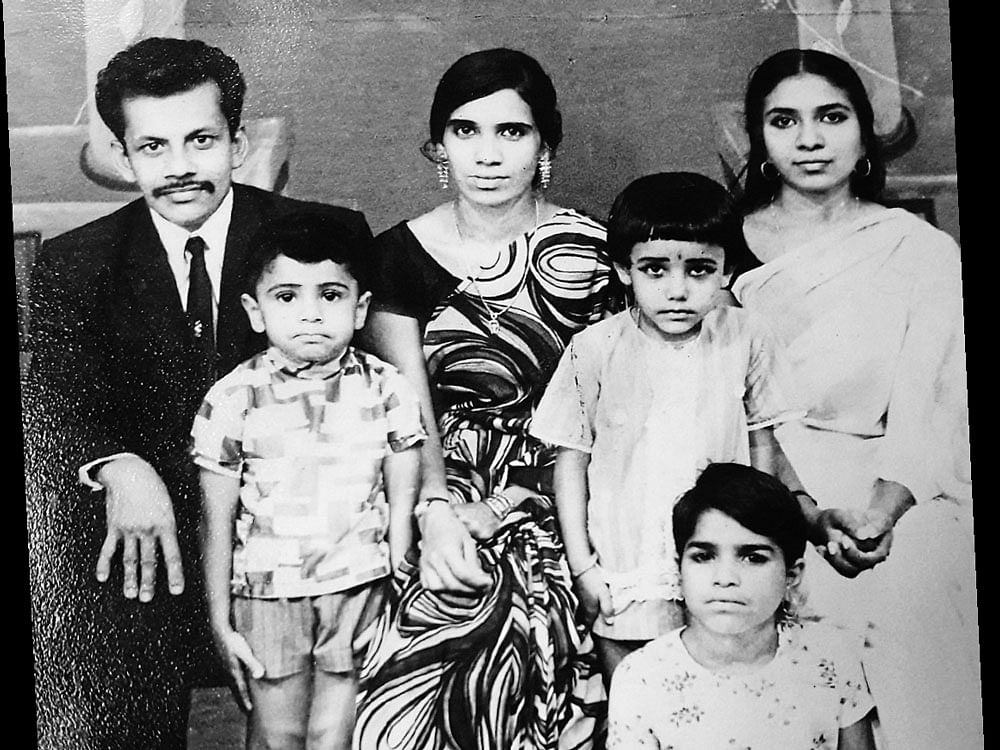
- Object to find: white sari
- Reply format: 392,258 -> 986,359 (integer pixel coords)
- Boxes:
733,207 -> 981,749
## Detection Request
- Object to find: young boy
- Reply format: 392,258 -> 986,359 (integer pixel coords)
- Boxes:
531,172 -> 810,684
608,463 -> 877,750
192,211 -> 425,749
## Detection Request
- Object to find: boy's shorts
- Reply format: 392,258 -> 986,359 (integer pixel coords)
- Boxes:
233,580 -> 387,680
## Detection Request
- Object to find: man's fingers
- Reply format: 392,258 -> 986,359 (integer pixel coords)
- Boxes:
159,530 -> 185,595
95,531 -> 120,583
121,534 -> 140,599
138,534 -> 157,603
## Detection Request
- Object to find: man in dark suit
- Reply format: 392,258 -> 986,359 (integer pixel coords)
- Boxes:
23,37 -> 373,749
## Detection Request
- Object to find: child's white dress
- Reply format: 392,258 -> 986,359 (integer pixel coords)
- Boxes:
531,306 -> 800,640
607,621 -> 875,749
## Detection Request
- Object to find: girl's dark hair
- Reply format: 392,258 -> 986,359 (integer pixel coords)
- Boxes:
96,37 -> 245,145
673,463 -> 808,568
245,211 -> 373,296
423,48 -> 563,158
606,172 -> 750,271
740,48 -> 885,212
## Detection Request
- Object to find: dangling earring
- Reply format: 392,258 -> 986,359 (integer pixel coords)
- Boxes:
778,586 -> 803,628
437,160 -> 450,189
760,160 -> 779,180
854,157 -> 872,177
537,153 -> 552,190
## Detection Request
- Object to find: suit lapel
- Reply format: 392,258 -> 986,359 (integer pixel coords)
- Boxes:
218,184 -> 266,372
121,205 -> 191,347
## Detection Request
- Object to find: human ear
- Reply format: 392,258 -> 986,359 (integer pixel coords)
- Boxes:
230,125 -> 249,170
240,292 -> 266,333
354,290 -> 372,330
110,139 -> 137,182
613,262 -> 633,286
785,558 -> 805,591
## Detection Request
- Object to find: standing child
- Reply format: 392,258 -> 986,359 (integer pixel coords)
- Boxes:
608,463 -> 876,749
192,212 -> 426,750
530,172 -> 808,682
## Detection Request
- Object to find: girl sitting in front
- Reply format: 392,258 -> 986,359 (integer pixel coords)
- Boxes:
530,172 -> 808,682
608,463 -> 877,749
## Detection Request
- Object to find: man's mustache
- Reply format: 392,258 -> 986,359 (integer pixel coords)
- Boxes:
153,180 -> 215,198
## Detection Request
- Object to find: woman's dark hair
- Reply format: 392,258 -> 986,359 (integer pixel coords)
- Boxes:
673,463 -> 808,568
423,48 -> 563,159
96,37 -> 245,145
740,48 -> 885,212
606,172 -> 750,271
245,211 -> 374,296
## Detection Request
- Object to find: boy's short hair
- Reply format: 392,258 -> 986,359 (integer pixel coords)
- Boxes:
245,212 -> 374,296
96,37 -> 245,145
673,463 -> 808,567
606,172 -> 749,271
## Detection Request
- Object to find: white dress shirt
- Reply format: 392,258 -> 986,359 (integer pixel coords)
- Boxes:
148,187 -> 234,324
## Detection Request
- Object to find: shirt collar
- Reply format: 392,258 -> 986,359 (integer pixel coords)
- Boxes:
148,186 -> 235,257
264,345 -> 355,380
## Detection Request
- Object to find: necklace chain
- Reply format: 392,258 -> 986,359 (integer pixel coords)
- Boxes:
768,194 -> 860,230
454,200 -> 538,335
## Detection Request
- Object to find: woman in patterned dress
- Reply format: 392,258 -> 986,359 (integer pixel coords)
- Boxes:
354,48 -> 623,749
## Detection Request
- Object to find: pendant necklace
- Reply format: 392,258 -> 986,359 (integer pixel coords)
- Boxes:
455,200 -> 538,335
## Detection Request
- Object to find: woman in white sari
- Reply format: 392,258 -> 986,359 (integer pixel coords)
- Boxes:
731,49 -> 980,750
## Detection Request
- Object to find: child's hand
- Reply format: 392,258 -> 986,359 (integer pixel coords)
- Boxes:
573,568 -> 614,628
212,627 -> 265,713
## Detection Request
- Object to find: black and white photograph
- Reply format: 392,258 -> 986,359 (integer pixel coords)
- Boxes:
10,2 -> 981,748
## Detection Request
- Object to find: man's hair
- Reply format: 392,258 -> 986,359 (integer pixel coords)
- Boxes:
672,463 -> 808,567
606,172 -> 750,271
95,37 -> 245,144
245,212 -> 374,296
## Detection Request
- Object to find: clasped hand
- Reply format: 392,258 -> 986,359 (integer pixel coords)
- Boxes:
95,456 -> 185,601
813,507 -> 895,578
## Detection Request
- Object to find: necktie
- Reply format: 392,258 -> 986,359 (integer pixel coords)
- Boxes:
185,235 -> 216,365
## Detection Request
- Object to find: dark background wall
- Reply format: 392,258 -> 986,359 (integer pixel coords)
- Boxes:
6,1 -> 959,237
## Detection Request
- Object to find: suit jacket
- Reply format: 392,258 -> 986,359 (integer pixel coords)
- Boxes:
23,183 -> 374,682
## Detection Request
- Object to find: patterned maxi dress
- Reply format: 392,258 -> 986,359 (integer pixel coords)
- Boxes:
355,209 -> 624,750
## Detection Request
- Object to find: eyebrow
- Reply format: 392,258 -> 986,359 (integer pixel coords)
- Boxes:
685,541 -> 716,551
446,118 -> 534,130
736,544 -> 776,554
765,102 -> 853,117
634,257 -> 719,265
132,126 -> 220,143
684,541 -> 776,553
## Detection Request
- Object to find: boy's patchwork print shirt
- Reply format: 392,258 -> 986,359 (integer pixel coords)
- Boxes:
191,346 -> 425,598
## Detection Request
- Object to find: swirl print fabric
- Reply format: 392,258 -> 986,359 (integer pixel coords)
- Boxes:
355,209 -> 621,749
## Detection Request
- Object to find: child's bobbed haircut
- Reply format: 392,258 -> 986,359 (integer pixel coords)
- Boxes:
673,462 -> 808,568
245,211 -> 374,296
606,172 -> 749,271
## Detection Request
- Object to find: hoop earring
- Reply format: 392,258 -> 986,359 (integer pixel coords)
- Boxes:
437,160 -> 450,190
759,160 -> 779,180
854,157 -> 872,177
537,153 -> 552,190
